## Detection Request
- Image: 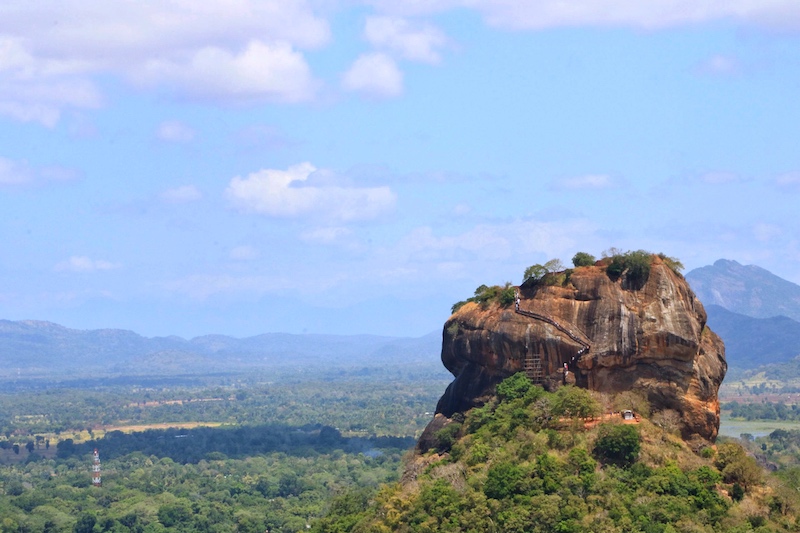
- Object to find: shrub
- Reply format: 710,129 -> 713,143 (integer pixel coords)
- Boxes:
473,284 -> 498,304
485,461 -> 527,499
623,250 -> 652,285
496,373 -> 533,402
74,513 -> 97,533
551,386 -> 600,420
523,259 -> 564,285
714,442 -> 747,471
658,253 -> 684,275
446,322 -> 459,336
543,258 -> 564,272
652,409 -> 682,435
158,503 -> 192,527
572,252 -> 596,267
451,301 -> 468,314
452,283 -> 516,314
700,446 -> 715,459
605,255 -> 625,279
467,441 -> 490,466
604,249 -> 653,288
593,423 -> 641,466
603,250 -> 685,288
523,264 -> 547,284
722,456 -> 762,491
434,423 -> 462,453
499,285 -> 516,306
6,481 -> 24,496
693,465 -> 722,489
566,447 -> 597,477
466,403 -> 495,433
544,429 -> 562,449
612,391 -> 651,418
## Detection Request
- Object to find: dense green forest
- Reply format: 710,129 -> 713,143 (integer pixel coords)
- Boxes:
8,367 -> 800,532
315,374 -> 800,532
0,366 -> 449,439
0,439 -> 409,532
724,401 -> 800,422
0,369 -> 449,532
747,429 -> 800,471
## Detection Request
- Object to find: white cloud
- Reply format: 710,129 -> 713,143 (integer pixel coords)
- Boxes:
54,256 -> 120,273
453,203 -> 472,216
364,16 -> 448,64
369,1 -> 800,31
66,113 -> 99,139
472,1 -> 737,30
229,245 -> 259,261
394,219 -> 596,262
0,1 -> 329,123
0,157 -> 34,185
160,185 -> 202,203
0,156 -> 78,186
0,37 -> 102,126
552,174 -> 616,190
39,166 -> 79,182
162,273 -> 294,300
699,171 -> 741,185
5,0 -> 800,126
160,217 -> 598,303
236,125 -> 294,151
695,54 -> 741,76
401,225 -> 512,259
753,223 -> 782,242
225,162 -> 396,221
300,226 -> 353,244
3,1 -> 330,59
0,80 -> 102,127
157,120 -> 195,142
342,53 -> 403,98
137,40 -> 316,103
775,172 -> 800,191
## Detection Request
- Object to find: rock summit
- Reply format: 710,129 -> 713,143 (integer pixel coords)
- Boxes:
431,255 -> 726,442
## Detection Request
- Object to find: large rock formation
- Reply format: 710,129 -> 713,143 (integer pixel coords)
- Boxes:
430,256 -> 726,442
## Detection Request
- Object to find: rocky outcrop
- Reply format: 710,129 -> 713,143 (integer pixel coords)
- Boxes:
432,257 -> 726,442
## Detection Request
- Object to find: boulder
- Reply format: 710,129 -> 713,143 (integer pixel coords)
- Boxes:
433,256 -> 726,442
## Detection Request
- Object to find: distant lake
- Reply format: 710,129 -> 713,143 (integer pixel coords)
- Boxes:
719,414 -> 800,438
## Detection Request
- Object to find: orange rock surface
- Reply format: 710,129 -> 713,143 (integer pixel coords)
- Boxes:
435,257 -> 726,442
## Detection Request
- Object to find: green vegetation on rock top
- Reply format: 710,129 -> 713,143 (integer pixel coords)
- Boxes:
452,250 -> 685,314
451,283 -> 515,314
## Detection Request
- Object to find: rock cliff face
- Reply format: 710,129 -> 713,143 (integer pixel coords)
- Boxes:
432,257 -> 726,442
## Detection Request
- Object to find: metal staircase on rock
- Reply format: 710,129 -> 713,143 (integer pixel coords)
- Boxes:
515,290 -> 591,370
523,351 -> 544,384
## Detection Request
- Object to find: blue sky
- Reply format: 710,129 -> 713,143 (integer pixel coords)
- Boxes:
2,1 -> 800,338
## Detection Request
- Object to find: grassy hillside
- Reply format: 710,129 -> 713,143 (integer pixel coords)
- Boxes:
315,375 -> 800,533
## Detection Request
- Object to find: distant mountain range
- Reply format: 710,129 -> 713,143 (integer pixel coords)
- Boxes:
702,305 -> 800,369
3,257 -> 799,379
0,320 -> 443,379
687,259 -> 800,322
686,260 -> 800,370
